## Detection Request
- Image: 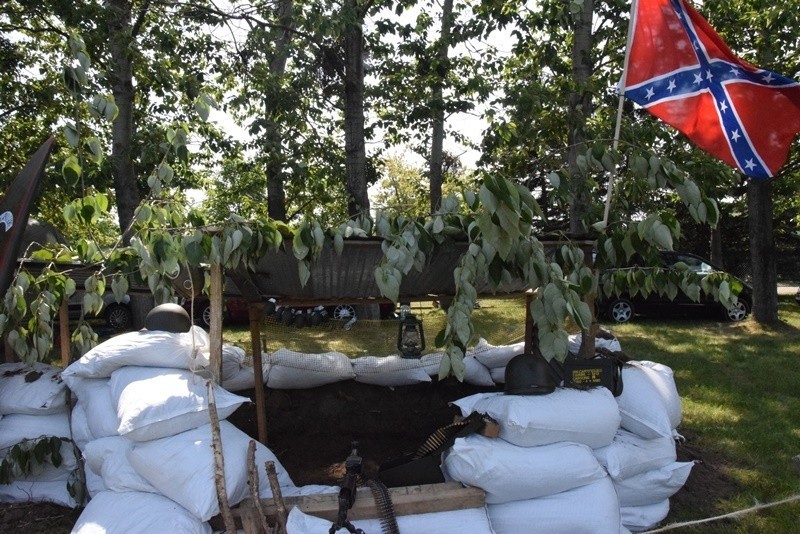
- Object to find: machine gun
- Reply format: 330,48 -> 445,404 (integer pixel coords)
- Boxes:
330,442 -> 364,534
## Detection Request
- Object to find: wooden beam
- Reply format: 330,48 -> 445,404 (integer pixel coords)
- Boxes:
248,301 -> 268,444
245,482 -> 484,524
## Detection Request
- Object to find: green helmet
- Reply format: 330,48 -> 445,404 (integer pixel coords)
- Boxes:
145,303 -> 192,333
504,352 -> 557,396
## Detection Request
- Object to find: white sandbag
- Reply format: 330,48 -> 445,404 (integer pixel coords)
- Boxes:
490,366 -> 506,384
265,349 -> 355,389
568,332 -> 622,354
621,499 -> 670,532
593,429 -> 677,480
72,490 -> 212,534
614,461 -> 694,507
0,412 -> 73,448
487,476 -> 620,534
62,326 -> 211,379
470,339 -> 525,369
463,355 -> 496,387
83,464 -> 107,498
352,355 -> 431,386
83,436 -> 158,494
221,344 -> 246,381
222,365 -> 257,392
0,362 -> 68,415
421,352 -> 495,387
286,504 -> 496,534
65,377 -> 120,440
444,435 -> 607,503
452,389 -> 621,448
617,361 -> 682,439
70,402 -> 94,451
0,479 -> 77,508
128,420 -> 294,521
109,367 -> 249,441
0,412 -> 77,481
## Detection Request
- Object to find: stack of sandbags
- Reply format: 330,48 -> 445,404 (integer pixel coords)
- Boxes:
0,361 -> 78,507
604,360 -> 694,532
420,351 -> 495,387
469,338 -> 526,384
62,327 -> 299,533
445,388 -> 624,533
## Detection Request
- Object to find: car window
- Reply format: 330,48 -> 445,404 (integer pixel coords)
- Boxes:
671,254 -> 713,273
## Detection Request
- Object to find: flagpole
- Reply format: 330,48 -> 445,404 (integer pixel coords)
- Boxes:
602,0 -> 640,227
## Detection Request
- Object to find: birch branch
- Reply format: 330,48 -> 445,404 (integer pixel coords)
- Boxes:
266,460 -> 288,533
247,440 -> 272,533
209,381 -> 236,533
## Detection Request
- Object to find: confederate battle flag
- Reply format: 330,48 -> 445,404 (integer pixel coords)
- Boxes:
623,0 -> 800,179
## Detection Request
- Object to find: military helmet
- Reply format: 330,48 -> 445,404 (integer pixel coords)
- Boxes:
145,303 -> 192,333
504,352 -> 557,395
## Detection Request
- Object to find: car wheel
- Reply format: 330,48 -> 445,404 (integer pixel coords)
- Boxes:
333,304 -> 355,319
608,298 -> 635,323
104,304 -> 132,331
200,303 -> 213,327
724,299 -> 749,322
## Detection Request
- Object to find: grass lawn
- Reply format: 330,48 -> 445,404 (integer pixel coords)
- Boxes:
610,296 -> 800,532
223,294 -> 800,532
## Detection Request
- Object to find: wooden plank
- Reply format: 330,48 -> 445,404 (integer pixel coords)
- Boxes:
249,482 -> 484,523
247,301 -> 268,444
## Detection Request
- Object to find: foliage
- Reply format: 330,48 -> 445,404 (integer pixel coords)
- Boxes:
0,436 -> 64,483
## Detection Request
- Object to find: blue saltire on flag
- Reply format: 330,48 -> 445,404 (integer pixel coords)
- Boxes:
624,0 -> 800,178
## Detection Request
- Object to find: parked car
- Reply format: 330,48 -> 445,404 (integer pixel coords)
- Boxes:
598,251 -> 752,323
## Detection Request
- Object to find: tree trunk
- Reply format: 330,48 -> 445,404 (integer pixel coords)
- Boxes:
568,1 -> 597,356
343,0 -> 370,218
747,180 -> 778,323
710,224 -> 724,268
106,0 -> 141,245
428,0 -> 453,214
265,0 -> 294,222
566,0 -> 594,237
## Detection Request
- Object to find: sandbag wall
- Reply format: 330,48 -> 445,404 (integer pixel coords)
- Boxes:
225,334 -> 693,533
58,326 -> 316,533
442,336 -> 693,533
1,329 -> 693,534
0,362 -> 78,507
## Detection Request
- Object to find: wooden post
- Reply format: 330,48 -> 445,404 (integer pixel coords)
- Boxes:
524,290 -> 534,354
248,302 -> 268,444
209,263 -> 224,383
59,298 -> 70,366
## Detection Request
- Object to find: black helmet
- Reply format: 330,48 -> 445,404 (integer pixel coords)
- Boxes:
145,303 -> 192,333
504,352 -> 557,396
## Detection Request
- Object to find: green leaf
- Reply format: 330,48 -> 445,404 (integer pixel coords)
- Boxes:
292,230 -> 310,260
62,156 -> 82,185
85,137 -> 103,164
333,233 -> 344,256
194,98 -> 210,121
63,123 -> 80,148
157,163 -> 174,184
